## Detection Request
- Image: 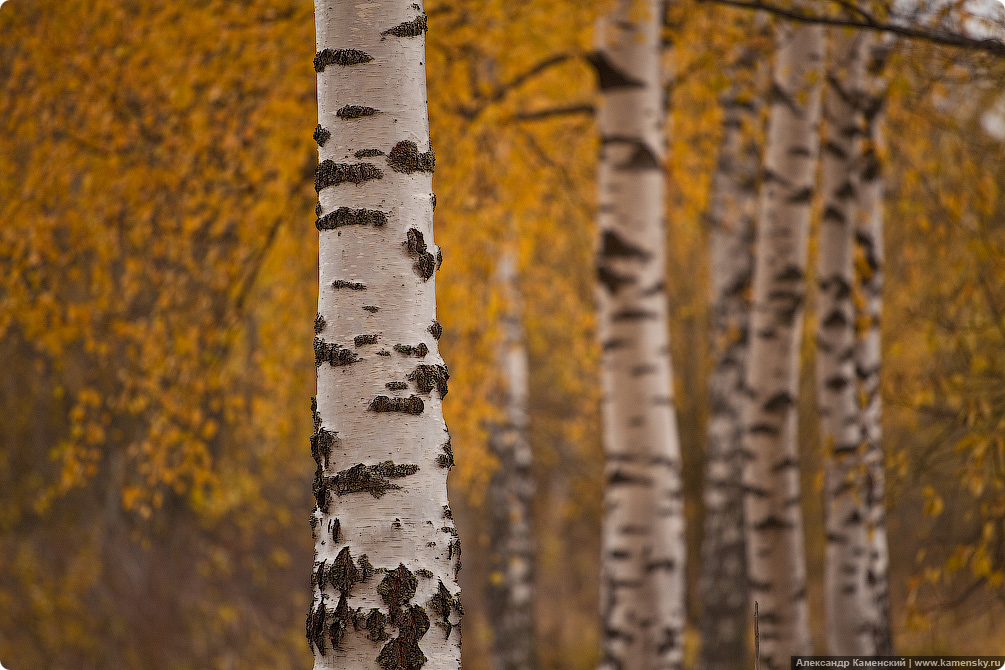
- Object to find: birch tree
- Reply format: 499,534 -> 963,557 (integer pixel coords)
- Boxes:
854,31 -> 893,655
486,250 -> 536,670
742,19 -> 823,669
817,27 -> 870,655
310,2 -> 461,669
699,18 -> 767,670
592,1 -> 686,668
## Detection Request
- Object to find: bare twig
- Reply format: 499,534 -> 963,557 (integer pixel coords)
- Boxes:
697,0 -> 1005,58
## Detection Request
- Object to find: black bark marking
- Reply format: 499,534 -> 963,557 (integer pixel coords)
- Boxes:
329,546 -> 364,594
435,249 -> 442,270
786,186 -> 813,203
774,264 -> 803,283
369,395 -> 425,415
316,206 -> 388,231
436,439 -> 454,469
602,338 -> 630,351
315,48 -> 373,72
612,309 -> 658,321
607,470 -> 653,487
316,201 -> 323,217
428,580 -> 463,639
307,597 -> 328,654
586,51 -> 646,90
825,375 -> 850,392
377,350 -> 391,357
355,334 -> 379,347
600,230 -> 650,260
356,148 -> 384,158
386,381 -> 409,390
364,305 -> 380,313
407,364 -> 449,397
330,518 -> 342,543
331,461 -> 420,498
405,228 -> 436,280
315,160 -> 383,191
337,105 -> 379,119
311,427 -> 337,467
617,142 -> 661,171
771,457 -> 799,473
431,193 -> 437,211
388,140 -> 435,173
428,321 -> 442,340
382,14 -> 428,38
597,265 -> 635,293
330,594 -> 352,651
394,343 -> 429,358
822,205 -> 846,224
359,608 -> 391,641
315,338 -> 360,367
762,391 -> 794,412
314,124 -> 331,147
314,313 -> 326,334
332,279 -> 367,290
752,515 -> 793,531
749,423 -> 780,436
377,605 -> 429,670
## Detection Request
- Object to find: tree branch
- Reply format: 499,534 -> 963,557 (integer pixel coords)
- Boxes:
697,0 -> 1005,58
510,104 -> 595,122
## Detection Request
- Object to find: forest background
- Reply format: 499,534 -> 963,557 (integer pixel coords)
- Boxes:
2,0 -> 1005,668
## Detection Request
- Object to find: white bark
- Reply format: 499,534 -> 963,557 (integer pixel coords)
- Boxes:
699,18 -> 767,670
486,250 -> 536,670
310,3 -> 460,670
743,19 -> 823,670
818,27 -> 871,656
593,2 -> 686,669
855,32 -> 893,656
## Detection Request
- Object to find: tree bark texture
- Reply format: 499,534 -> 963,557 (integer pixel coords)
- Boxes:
854,31 -> 894,656
742,19 -> 823,669
310,3 -> 460,670
592,2 -> 687,669
698,19 -> 767,670
818,27 -> 871,656
486,251 -> 537,670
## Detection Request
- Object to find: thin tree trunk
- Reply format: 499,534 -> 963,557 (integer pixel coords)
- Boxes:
699,18 -> 767,670
742,19 -> 823,670
855,32 -> 894,656
310,3 -> 460,670
486,249 -> 537,670
818,27 -> 870,656
592,1 -> 686,669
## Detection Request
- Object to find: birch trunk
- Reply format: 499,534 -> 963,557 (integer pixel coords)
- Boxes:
699,22 -> 766,670
486,250 -> 537,670
310,3 -> 460,670
855,32 -> 893,656
742,20 -> 823,669
592,2 -> 686,669
818,28 -> 870,656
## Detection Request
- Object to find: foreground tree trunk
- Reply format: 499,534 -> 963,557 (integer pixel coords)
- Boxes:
855,32 -> 894,655
699,19 -> 767,670
818,27 -> 870,655
486,250 -> 537,670
742,19 -> 823,669
592,2 -> 686,669
309,3 -> 460,670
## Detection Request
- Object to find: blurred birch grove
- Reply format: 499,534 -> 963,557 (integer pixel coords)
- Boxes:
2,0 -> 1005,668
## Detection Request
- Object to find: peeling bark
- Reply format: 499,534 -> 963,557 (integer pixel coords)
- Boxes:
593,2 -> 686,669
311,2 -> 459,669
699,16 -> 768,670
742,19 -> 823,670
